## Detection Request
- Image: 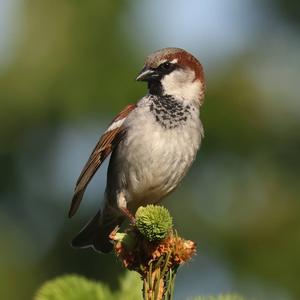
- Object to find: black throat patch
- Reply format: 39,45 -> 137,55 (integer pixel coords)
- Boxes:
149,95 -> 193,129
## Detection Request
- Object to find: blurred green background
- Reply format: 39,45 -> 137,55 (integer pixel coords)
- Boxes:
0,0 -> 299,299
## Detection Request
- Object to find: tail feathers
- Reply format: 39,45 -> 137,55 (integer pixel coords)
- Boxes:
71,209 -> 123,253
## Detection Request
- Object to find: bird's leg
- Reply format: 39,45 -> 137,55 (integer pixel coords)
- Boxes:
121,207 -> 135,224
117,191 -> 135,223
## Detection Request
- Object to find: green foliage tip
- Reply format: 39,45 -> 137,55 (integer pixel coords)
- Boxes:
34,274 -> 113,300
135,205 -> 173,242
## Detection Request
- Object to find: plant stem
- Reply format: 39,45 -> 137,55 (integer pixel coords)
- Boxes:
143,253 -> 177,300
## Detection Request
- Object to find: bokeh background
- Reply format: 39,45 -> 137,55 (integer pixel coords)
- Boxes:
1,0 -> 300,299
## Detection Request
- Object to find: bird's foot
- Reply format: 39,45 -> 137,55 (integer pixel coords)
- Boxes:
109,225 -> 120,240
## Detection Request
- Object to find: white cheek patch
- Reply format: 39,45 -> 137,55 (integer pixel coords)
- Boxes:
161,69 -> 202,102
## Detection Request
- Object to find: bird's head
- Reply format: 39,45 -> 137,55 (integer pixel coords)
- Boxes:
136,47 -> 205,105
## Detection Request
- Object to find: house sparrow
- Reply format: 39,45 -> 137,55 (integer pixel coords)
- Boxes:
69,47 -> 205,253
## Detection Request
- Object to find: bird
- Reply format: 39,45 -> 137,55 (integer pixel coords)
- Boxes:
69,47 -> 205,253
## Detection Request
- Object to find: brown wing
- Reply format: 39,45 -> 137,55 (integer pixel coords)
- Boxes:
68,104 -> 136,218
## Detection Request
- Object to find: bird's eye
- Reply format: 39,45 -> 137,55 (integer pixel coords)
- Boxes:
161,61 -> 172,70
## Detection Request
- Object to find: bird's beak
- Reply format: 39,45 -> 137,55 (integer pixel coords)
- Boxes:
136,67 -> 157,81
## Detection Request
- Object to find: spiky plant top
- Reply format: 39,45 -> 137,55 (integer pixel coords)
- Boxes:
135,205 -> 173,242
110,204 -> 196,274
110,205 -> 196,299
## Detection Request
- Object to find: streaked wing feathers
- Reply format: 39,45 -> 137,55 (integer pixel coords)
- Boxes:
68,104 -> 136,217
